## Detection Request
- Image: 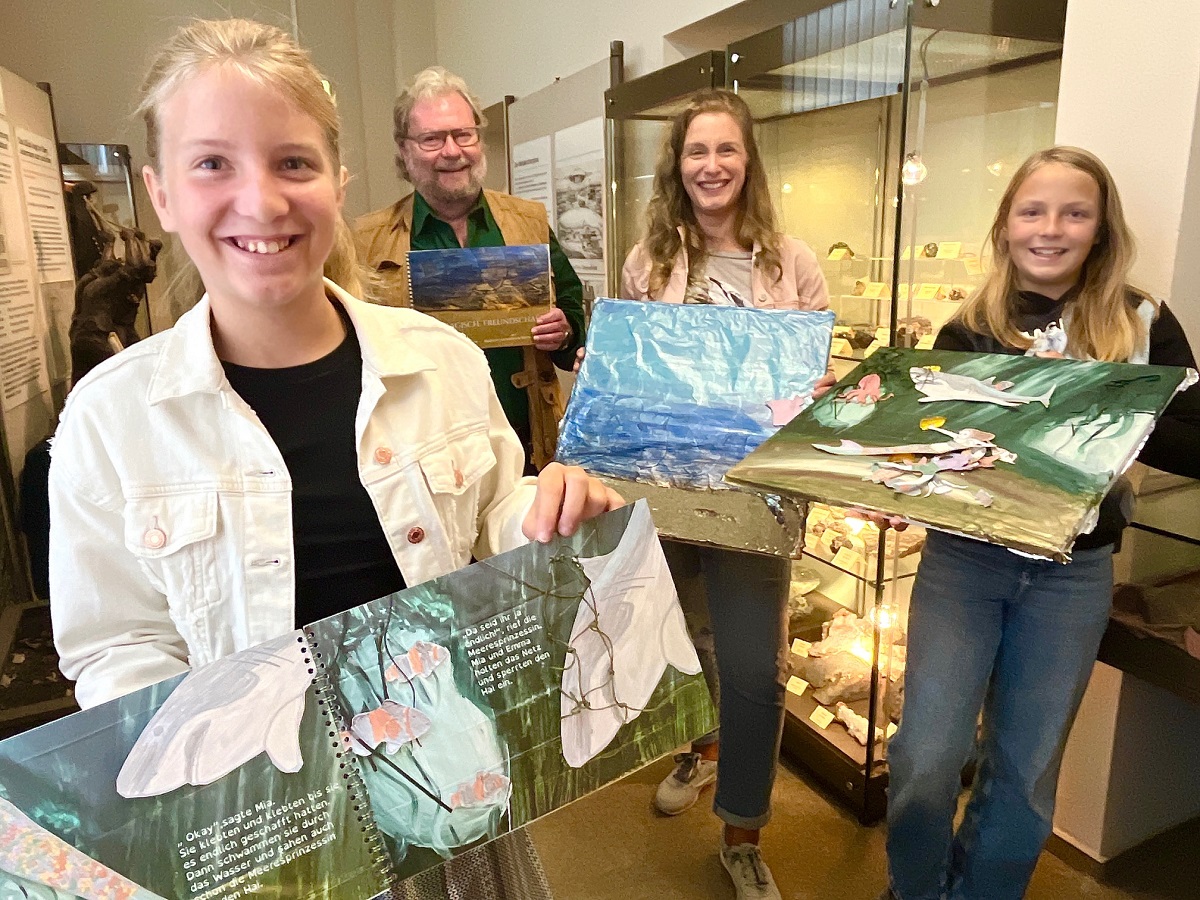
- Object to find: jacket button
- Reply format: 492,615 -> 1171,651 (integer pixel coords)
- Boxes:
143,527 -> 166,550
407,526 -> 425,544
454,469 -> 464,488
374,447 -> 393,465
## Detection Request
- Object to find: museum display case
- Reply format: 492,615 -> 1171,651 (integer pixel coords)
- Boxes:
604,51 -> 725,294
603,0 -> 1068,823
733,0 -> 1064,367
1102,469 -> 1200,706
725,0 -> 1066,823
59,142 -> 152,335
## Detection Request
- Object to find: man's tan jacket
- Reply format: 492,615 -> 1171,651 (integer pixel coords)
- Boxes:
354,189 -> 566,470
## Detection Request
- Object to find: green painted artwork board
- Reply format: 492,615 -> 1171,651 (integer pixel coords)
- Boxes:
726,347 -> 1196,561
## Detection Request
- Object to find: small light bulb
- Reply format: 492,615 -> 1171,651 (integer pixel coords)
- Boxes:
902,153 -> 928,186
781,183 -> 793,194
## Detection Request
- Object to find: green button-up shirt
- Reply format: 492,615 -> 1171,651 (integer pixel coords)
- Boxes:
408,192 -> 586,438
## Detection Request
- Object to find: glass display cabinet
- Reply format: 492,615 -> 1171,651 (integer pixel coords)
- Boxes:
733,0 -> 1064,368
59,142 -> 152,335
604,51 -> 725,293
1103,469 -> 1200,707
603,0 -> 1068,823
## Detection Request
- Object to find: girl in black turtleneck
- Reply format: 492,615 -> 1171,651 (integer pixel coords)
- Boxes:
882,146 -> 1200,900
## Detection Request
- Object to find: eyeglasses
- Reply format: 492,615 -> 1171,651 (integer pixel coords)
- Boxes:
406,127 -> 482,152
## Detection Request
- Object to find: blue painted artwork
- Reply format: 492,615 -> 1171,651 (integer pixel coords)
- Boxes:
557,299 -> 835,489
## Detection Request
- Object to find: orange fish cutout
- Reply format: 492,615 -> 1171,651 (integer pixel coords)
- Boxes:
446,770 -> 511,810
350,700 -> 431,754
385,641 -> 450,682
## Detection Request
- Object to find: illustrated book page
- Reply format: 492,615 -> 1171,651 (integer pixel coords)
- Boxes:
0,502 -> 714,898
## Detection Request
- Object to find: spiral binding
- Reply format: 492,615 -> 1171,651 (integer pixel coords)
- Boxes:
300,628 -> 399,896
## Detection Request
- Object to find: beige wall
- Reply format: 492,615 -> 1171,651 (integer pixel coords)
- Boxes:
426,0 -> 736,107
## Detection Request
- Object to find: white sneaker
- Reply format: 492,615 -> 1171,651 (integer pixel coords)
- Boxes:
720,842 -> 782,900
653,751 -> 717,815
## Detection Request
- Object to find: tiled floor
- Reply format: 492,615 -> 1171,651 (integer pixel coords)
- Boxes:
533,754 -> 1199,899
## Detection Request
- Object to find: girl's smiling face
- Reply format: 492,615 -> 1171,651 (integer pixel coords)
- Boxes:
1002,162 -> 1102,299
143,64 -> 346,318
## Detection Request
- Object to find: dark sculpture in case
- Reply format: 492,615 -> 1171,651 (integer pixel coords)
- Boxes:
68,187 -> 162,384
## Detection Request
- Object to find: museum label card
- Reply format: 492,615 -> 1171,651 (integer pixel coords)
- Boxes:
791,638 -> 811,658
935,241 -> 962,259
786,676 -> 809,698
831,546 -> 865,573
809,706 -> 835,729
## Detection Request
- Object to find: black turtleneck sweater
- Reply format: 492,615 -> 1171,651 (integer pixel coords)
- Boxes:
934,288 -> 1200,550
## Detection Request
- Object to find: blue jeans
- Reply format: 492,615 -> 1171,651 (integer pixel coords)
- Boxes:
663,541 -> 790,829
886,531 -> 1114,900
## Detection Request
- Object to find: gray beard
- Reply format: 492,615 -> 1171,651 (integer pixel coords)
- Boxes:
417,157 -> 488,208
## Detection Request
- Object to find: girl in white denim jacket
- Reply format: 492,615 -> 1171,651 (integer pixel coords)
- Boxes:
49,19 -> 620,715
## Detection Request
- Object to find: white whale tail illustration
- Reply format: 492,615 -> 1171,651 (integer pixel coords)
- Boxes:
1035,386 -> 1055,408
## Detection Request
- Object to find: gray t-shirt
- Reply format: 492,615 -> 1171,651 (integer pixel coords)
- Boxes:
684,249 -> 754,306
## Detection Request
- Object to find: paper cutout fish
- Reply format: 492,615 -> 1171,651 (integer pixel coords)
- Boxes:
840,373 -> 890,404
814,427 -> 999,457
341,728 -> 374,756
561,502 -> 701,768
116,632 -> 315,799
909,366 -> 1054,408
385,641 -> 450,682
766,396 -> 809,426
350,700 -> 432,754
446,770 -> 512,810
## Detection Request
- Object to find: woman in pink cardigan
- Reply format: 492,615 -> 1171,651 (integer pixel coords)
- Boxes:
620,89 -> 830,900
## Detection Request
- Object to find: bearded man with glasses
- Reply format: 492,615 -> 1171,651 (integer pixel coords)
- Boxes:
355,67 -> 585,472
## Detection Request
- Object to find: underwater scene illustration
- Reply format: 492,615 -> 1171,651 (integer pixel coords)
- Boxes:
727,347 -> 1196,560
310,501 -> 714,880
557,299 -> 834,489
0,504 -> 711,896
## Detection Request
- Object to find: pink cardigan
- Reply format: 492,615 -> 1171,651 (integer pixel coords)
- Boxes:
619,234 -> 830,310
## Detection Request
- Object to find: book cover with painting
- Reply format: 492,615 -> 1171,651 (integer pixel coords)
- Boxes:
393,244 -> 553,349
0,501 -> 714,899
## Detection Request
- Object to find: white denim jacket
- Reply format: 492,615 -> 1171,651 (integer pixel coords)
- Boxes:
50,280 -> 535,709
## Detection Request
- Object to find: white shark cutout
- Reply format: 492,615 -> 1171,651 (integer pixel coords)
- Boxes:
910,366 -> 1054,408
560,502 -> 701,768
116,631 -> 314,799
